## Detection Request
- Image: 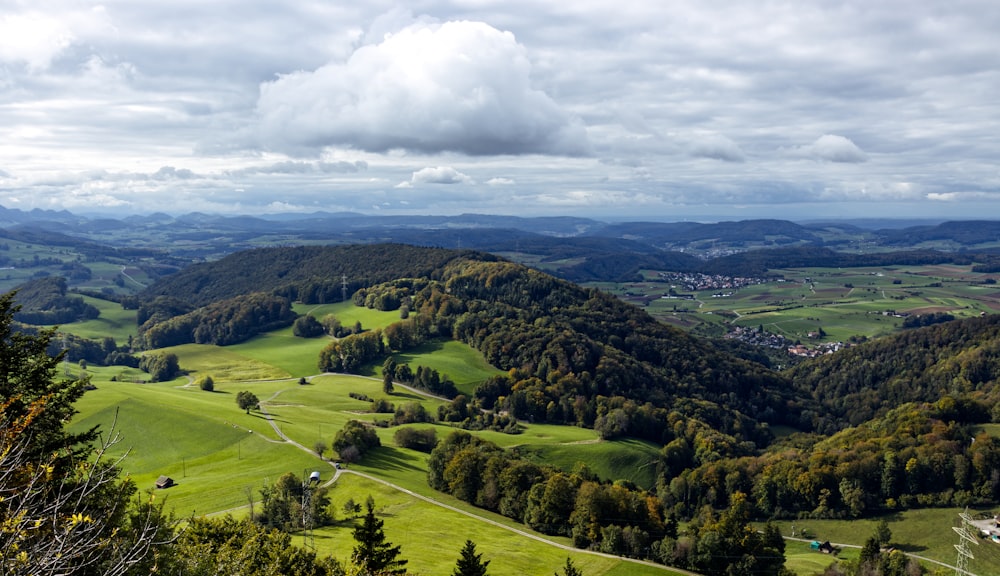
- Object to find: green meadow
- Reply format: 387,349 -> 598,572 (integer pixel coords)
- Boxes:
293,301 -> 403,331
53,295 -> 138,342
382,339 -> 504,395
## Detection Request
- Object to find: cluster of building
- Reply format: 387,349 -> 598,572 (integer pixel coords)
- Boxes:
787,341 -> 852,358
657,271 -> 768,292
724,325 -> 853,358
724,325 -> 789,349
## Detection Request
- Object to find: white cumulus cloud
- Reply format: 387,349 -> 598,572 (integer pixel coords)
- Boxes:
486,177 -> 515,186
398,166 -> 474,188
255,19 -> 589,156
799,134 -> 868,163
0,7 -> 113,71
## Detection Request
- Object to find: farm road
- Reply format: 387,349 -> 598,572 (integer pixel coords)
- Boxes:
781,536 -> 965,575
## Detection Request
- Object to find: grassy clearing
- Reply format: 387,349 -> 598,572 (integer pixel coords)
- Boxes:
39,295 -> 137,343
226,329 -> 331,378
384,339 -> 503,394
69,378 -> 320,517
293,301 -> 402,332
516,437 -> 662,490
161,343 -> 292,381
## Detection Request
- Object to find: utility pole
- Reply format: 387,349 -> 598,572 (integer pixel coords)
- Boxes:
302,471 -> 316,551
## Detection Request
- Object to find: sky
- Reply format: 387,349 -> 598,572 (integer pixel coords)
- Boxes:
1,1 -> 999,222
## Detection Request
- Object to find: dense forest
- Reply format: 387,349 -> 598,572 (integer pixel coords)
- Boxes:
11,276 -> 99,324
137,244 -> 480,307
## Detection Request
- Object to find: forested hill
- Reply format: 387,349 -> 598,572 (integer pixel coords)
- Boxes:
786,313 -> 1000,432
138,244 -> 487,307
138,244 -> 796,447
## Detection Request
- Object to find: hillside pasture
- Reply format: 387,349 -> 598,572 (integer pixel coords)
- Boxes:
383,339 -> 503,394
160,343 -> 292,381
514,436 -> 662,489
69,367 -> 690,576
50,295 -> 137,342
293,301 -> 402,332
69,377 -> 318,517
226,328 -> 331,378
303,473 -> 683,576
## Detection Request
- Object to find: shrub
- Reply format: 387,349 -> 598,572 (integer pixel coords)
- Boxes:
394,427 -> 438,452
198,375 -> 215,391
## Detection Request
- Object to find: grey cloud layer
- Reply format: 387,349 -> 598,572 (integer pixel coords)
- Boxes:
0,1 -> 998,219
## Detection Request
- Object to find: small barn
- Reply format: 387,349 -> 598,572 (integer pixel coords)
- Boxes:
155,475 -> 174,489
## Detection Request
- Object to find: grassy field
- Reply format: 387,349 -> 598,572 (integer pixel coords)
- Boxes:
293,301 -> 402,332
382,339 -> 504,395
49,295 -> 138,342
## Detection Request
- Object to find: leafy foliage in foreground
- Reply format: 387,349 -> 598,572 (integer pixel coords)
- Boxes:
0,293 -> 170,575
167,516 -> 343,576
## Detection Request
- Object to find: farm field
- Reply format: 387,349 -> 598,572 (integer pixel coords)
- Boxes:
596,264 -> 1000,343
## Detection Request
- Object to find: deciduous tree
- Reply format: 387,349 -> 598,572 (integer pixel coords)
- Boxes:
237,390 -> 259,413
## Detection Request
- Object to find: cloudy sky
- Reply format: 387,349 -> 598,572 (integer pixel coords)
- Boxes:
1,1 -> 998,221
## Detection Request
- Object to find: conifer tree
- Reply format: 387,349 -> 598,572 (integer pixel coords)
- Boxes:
555,557 -> 582,576
351,498 -> 407,575
452,539 -> 489,576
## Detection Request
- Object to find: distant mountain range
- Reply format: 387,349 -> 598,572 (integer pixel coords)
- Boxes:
1,204 -> 998,283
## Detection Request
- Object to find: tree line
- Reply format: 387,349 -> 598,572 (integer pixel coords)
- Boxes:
426,429 -> 793,575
